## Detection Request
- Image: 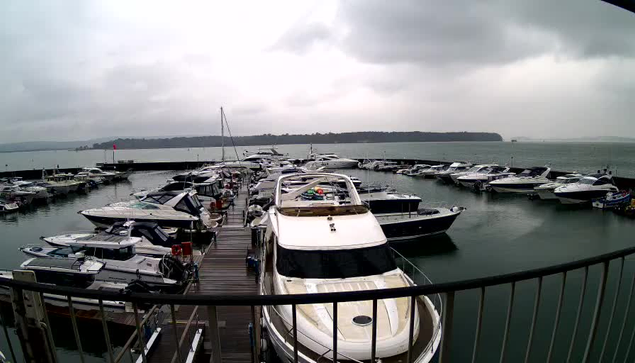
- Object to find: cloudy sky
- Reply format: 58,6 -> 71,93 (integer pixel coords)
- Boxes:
1,0 -> 634,143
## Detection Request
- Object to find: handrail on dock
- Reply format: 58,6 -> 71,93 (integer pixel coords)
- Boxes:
3,243 -> 635,363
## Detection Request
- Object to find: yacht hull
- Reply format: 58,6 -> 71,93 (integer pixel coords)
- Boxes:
554,190 -> 612,205
536,189 -> 557,200
262,298 -> 440,363
375,209 -> 462,242
81,213 -> 199,230
490,183 -> 544,194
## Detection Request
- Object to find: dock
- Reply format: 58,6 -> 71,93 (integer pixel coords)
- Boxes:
148,186 -> 259,363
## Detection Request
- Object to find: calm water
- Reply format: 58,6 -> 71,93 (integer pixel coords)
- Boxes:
2,141 -> 635,177
1,163 -> 635,361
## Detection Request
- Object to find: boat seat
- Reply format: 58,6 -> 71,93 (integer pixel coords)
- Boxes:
418,208 -> 440,216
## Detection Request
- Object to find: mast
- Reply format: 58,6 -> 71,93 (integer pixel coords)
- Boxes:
221,107 -> 225,162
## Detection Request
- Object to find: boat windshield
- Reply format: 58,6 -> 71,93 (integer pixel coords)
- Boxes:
276,244 -> 397,279
84,246 -> 136,261
579,178 -> 597,185
130,202 -> 161,210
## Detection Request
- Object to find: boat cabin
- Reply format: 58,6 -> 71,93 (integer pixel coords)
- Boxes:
142,191 -> 205,216
21,257 -> 103,288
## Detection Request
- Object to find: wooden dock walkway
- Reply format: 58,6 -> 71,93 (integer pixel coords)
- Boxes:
149,188 -> 259,363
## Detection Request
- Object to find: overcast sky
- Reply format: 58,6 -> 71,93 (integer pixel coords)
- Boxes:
1,0 -> 634,143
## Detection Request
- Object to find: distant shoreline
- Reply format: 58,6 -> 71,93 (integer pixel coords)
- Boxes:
90,131 -> 503,151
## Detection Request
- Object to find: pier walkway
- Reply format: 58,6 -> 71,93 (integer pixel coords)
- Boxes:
149,187 -> 259,363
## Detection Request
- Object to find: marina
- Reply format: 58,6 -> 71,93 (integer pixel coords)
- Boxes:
1,149 -> 635,362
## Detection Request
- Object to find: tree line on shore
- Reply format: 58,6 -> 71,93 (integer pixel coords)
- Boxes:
92,131 -> 503,149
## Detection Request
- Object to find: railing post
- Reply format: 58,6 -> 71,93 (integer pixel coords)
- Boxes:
567,266 -> 589,363
599,257 -> 624,361
439,291 -> 454,363
292,304 -> 298,363
407,295 -> 416,363
582,261 -> 609,363
207,305 -> 222,363
499,282 -> 516,363
612,275 -> 635,363
371,299 -> 378,363
524,277 -> 543,363
67,296 -> 85,363
332,302 -> 338,362
170,304 -> 183,363
99,300 -> 115,363
133,304 -> 147,363
471,287 -> 485,363
546,272 -> 567,363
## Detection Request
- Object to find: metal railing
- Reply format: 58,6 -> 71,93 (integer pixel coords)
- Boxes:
2,245 -> 635,363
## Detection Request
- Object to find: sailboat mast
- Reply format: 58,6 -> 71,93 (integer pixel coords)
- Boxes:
221,107 -> 225,162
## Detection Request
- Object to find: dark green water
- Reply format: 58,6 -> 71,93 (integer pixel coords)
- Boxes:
1,168 -> 635,362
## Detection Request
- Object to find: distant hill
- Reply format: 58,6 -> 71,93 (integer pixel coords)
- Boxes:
0,138 -> 116,153
91,131 -> 503,150
509,136 -> 635,143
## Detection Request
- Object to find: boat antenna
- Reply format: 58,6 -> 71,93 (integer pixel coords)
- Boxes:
220,107 -> 225,162
220,108 -> 241,163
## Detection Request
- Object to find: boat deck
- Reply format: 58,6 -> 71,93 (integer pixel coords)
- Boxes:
149,188 -> 259,363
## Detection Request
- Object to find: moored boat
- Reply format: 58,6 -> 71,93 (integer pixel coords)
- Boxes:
260,172 -> 442,363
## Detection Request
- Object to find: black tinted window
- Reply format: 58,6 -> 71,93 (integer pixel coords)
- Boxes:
276,244 -> 397,279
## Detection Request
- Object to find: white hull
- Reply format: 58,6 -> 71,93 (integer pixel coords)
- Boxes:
305,160 -> 359,169
536,189 -> 557,200
491,186 -> 539,194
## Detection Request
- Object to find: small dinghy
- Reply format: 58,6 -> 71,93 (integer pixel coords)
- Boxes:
0,199 -> 19,213
592,191 -> 631,210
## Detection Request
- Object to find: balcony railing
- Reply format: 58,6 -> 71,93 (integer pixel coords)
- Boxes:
1,244 -> 635,363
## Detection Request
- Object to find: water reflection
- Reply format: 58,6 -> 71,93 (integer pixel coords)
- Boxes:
391,233 -> 458,257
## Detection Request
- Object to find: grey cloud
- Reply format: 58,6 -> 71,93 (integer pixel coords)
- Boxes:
271,22 -> 335,54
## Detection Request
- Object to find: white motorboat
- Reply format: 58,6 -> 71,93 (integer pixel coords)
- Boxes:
243,148 -> 286,163
435,161 -> 473,183
449,164 -> 497,185
418,165 -> 448,179
80,167 -> 116,183
10,180 -> 49,200
304,154 -> 359,169
456,166 -> 514,189
534,174 -> 583,200
488,167 -> 551,194
0,185 -> 36,205
41,221 -> 173,257
21,238 -> 190,292
554,173 -> 619,204
376,161 -> 402,172
0,199 -> 19,213
403,164 -> 431,176
0,257 -> 130,312
261,172 -> 441,363
80,190 -> 215,231
43,173 -> 85,194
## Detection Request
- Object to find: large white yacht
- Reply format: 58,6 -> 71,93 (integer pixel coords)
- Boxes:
449,164 -> 497,185
435,161 -> 472,183
456,166 -> 514,189
488,167 -> 551,193
261,173 -> 441,363
534,174 -> 583,200
554,173 -> 619,204
303,154 -> 359,169
80,190 -> 215,231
